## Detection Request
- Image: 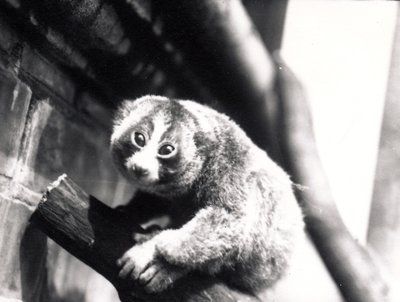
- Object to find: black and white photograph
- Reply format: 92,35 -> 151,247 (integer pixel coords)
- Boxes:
0,0 -> 398,301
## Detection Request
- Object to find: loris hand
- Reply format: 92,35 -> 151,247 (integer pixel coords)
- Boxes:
117,240 -> 186,293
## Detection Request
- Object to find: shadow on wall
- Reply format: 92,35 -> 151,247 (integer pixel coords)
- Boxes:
21,223 -> 93,302
19,223 -> 48,301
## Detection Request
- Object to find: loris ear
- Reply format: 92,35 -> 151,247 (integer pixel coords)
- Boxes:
113,99 -> 136,127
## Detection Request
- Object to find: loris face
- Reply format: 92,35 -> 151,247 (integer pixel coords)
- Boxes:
111,97 -> 204,196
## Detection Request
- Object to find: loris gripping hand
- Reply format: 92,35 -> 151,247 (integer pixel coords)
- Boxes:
117,238 -> 186,293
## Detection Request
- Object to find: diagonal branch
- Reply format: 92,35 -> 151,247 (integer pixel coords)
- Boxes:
30,174 -> 260,302
274,54 -> 389,302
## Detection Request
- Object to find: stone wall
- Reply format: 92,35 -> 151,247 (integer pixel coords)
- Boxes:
0,10 -> 134,302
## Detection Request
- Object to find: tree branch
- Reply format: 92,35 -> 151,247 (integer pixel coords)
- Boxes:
274,54 -> 389,302
30,174 -> 260,302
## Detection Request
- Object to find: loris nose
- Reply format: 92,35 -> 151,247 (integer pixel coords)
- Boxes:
133,164 -> 149,178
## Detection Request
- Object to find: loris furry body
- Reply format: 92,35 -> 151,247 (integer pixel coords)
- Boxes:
111,95 -> 303,295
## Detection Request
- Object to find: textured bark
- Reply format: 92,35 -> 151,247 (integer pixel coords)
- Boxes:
274,55 -> 389,302
30,174 -> 260,302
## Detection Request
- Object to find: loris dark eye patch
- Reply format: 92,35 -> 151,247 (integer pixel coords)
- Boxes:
159,144 -> 175,156
115,131 -> 141,157
120,140 -> 138,156
132,132 -> 146,148
158,144 -> 177,158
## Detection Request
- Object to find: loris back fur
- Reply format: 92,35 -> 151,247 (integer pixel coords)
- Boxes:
111,95 -> 303,295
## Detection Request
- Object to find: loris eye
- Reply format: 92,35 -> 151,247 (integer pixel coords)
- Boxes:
158,144 -> 176,158
132,132 -> 146,148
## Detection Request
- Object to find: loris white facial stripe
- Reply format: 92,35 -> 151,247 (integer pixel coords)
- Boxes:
125,113 -> 169,181
111,107 -> 149,144
111,96 -> 167,144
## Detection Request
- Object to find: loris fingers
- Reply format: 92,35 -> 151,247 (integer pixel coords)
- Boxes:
138,264 -> 160,285
119,261 -> 135,279
116,257 -> 127,267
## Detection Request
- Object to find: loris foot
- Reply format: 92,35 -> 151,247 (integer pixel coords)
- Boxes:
117,241 -> 186,293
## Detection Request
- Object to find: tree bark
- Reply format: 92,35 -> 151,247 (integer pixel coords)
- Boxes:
30,174 -> 260,302
274,54 -> 389,302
